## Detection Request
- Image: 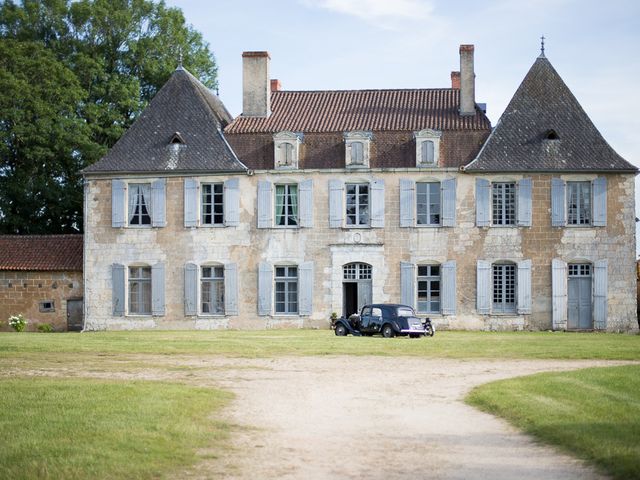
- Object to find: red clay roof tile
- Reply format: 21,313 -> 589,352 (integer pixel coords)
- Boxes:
0,235 -> 83,271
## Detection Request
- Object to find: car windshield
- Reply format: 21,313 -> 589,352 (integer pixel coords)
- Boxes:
397,307 -> 415,317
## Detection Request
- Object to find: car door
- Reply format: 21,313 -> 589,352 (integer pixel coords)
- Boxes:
359,306 -> 373,332
369,307 -> 383,333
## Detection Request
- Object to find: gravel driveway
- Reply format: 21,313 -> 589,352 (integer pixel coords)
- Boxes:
203,356 -> 617,480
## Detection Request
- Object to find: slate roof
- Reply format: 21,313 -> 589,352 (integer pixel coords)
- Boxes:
466,55 -> 636,173
84,68 -> 247,174
0,235 -> 83,271
225,89 -> 491,133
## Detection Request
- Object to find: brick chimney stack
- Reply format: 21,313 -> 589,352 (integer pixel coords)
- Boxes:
451,71 -> 461,89
270,79 -> 282,92
459,45 -> 476,116
242,51 -> 271,117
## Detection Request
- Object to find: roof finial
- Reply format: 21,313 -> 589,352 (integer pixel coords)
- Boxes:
540,35 -> 546,57
177,46 -> 184,70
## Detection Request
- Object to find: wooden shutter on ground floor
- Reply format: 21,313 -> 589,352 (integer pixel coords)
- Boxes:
441,260 -> 456,315
476,260 -> 491,314
593,259 -> 608,330
400,261 -> 415,308
112,263 -> 125,316
298,261 -> 314,315
184,263 -> 198,316
552,258 -> 567,329
224,263 -> 238,315
517,259 -> 532,314
258,262 -> 273,316
151,263 -> 165,316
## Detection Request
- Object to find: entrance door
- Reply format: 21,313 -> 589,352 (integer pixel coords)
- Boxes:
67,298 -> 84,331
342,263 -> 372,317
567,264 -> 592,329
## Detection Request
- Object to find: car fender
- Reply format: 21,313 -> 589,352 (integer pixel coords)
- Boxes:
334,318 -> 361,336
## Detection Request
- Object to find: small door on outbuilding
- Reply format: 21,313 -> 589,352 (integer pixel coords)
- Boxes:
66,298 -> 84,331
567,264 -> 592,329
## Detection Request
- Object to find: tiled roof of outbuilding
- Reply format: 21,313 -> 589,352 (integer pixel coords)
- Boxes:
84,68 -> 247,174
225,88 -> 491,133
466,55 -> 636,173
0,235 -> 83,271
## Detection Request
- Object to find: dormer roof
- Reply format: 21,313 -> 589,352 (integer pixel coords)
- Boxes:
466,56 -> 636,173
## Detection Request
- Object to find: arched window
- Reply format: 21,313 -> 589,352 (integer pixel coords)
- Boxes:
278,142 -> 295,165
492,262 -> 516,313
201,265 -> 225,314
351,141 -> 364,164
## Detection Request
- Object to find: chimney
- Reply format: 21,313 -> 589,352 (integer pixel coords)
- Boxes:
459,44 -> 476,116
270,79 -> 282,92
450,71 -> 460,89
242,51 -> 270,117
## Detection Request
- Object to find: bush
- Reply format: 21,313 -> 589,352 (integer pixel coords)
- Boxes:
8,314 -> 27,332
37,323 -> 53,333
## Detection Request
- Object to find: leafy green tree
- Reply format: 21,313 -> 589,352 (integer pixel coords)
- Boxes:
0,0 -> 218,233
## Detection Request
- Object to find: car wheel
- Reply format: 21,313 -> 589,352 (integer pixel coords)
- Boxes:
426,324 -> 435,337
382,324 -> 395,338
335,324 -> 348,336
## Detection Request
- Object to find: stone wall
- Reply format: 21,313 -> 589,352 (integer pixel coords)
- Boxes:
83,170 -> 638,332
0,271 -> 83,331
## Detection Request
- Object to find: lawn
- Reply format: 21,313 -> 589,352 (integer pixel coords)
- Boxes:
1,329 -> 640,359
0,377 -> 232,480
467,365 -> 640,480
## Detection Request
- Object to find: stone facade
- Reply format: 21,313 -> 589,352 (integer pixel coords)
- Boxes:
0,271 -> 83,331
83,169 -> 637,332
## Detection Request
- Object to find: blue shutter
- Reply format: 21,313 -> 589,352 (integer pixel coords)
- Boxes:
370,179 -> 385,228
329,179 -> 344,228
441,178 -> 456,227
592,177 -> 607,227
593,259 -> 608,330
476,260 -> 491,314
151,179 -> 166,227
258,262 -> 273,316
151,263 -> 165,316
224,263 -> 238,315
298,179 -> 313,228
184,178 -> 198,227
112,263 -> 125,316
517,178 -> 532,227
476,178 -> 490,227
551,178 -> 566,227
111,180 -> 126,228
399,179 -> 415,227
441,260 -> 456,315
552,259 -> 567,330
298,261 -> 314,315
184,263 -> 197,316
257,180 -> 272,228
517,259 -> 532,314
400,262 -> 415,308
224,178 -> 240,227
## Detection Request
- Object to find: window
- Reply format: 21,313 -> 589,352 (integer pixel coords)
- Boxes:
201,266 -> 224,314
568,264 -> 591,277
128,184 -> 151,225
492,263 -> 516,314
417,265 -> 440,313
351,142 -> 364,164
129,266 -> 151,314
421,141 -> 435,164
567,181 -> 591,225
273,132 -> 301,169
275,266 -> 298,314
416,182 -> 441,225
201,183 -> 224,225
344,131 -> 372,168
275,184 -> 298,226
278,142 -> 295,166
492,182 -> 516,226
343,263 -> 371,280
39,300 -> 55,313
346,183 -> 369,226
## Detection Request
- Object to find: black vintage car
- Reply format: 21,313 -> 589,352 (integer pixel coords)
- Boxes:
333,304 -> 434,338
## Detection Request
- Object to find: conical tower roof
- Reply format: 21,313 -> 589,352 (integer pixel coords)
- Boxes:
84,68 -> 246,174
466,55 -> 635,172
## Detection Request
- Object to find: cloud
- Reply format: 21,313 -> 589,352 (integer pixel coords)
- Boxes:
302,0 -> 436,29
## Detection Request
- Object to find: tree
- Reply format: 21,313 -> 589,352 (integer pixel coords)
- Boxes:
0,0 -> 218,233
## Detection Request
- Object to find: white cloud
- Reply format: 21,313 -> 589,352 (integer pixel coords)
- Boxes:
302,0 -> 436,29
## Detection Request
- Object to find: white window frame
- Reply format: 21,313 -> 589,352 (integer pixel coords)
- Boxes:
417,264 -> 441,314
492,262 -> 517,314
567,181 -> 592,226
416,181 -> 441,226
201,182 -> 225,226
274,184 -> 299,227
273,132 -> 302,170
492,182 -> 517,226
128,265 -> 152,315
200,264 -> 225,315
128,183 -> 152,227
344,131 -> 372,168
414,129 -> 442,167
274,265 -> 299,314
345,183 -> 370,227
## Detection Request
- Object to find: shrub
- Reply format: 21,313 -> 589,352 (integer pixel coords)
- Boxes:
37,323 -> 53,333
8,314 -> 27,332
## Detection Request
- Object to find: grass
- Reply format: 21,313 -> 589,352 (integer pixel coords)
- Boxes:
0,377 -> 232,480
1,329 -> 640,359
466,365 -> 640,480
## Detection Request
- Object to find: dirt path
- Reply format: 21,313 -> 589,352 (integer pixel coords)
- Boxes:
203,356 -> 618,480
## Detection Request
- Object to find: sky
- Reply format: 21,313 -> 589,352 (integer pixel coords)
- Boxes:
167,0 -> 640,250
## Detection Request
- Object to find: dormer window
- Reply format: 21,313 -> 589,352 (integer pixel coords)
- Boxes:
344,131 -> 372,168
273,131 -> 302,169
170,132 -> 185,145
545,129 -> 559,140
414,129 -> 442,167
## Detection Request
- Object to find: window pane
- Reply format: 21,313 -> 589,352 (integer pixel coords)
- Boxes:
421,141 -> 434,163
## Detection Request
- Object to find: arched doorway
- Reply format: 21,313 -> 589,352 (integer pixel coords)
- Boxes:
343,262 -> 372,317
